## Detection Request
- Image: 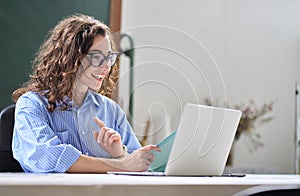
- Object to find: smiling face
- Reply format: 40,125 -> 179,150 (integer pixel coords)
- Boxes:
74,35 -> 112,94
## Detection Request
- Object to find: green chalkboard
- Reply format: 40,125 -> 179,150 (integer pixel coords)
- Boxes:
0,0 -> 110,110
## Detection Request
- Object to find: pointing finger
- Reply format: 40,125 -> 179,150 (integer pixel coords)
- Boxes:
93,116 -> 106,128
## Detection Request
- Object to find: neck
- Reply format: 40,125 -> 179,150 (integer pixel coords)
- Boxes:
73,77 -> 89,107
73,89 -> 88,107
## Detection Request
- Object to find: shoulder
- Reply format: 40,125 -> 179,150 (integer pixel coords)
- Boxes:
16,91 -> 48,109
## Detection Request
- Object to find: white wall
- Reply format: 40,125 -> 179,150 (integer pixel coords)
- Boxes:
119,0 -> 300,173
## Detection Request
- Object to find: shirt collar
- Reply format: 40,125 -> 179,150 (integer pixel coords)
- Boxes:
55,89 -> 100,110
84,89 -> 100,107
55,96 -> 74,111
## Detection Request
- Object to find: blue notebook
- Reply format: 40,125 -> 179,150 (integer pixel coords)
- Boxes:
149,130 -> 177,172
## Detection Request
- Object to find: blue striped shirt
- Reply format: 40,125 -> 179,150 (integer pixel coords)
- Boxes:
12,90 -> 141,173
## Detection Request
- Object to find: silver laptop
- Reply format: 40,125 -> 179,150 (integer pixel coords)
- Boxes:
108,103 -> 242,176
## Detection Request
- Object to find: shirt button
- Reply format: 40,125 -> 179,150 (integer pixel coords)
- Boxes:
85,152 -> 89,155
82,131 -> 85,134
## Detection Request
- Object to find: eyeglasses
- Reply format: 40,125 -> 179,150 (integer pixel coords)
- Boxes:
86,50 -> 118,67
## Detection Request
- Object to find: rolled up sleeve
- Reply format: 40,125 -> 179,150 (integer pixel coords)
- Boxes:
12,95 -> 81,173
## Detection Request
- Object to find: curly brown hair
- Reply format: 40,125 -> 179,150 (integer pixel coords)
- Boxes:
12,13 -> 117,112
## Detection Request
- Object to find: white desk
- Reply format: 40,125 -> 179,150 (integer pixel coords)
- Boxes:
0,173 -> 300,196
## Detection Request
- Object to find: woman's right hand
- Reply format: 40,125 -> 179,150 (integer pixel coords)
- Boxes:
119,145 -> 161,172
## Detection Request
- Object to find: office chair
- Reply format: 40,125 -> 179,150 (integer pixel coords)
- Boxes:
234,185 -> 300,196
0,104 -> 23,172
251,189 -> 300,196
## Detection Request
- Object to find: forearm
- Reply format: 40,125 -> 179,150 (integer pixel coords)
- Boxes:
67,145 -> 161,173
66,155 -> 125,173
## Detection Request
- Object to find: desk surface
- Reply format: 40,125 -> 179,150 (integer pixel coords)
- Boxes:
1,173 -> 300,196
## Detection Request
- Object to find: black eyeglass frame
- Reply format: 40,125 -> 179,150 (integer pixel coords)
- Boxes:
86,50 -> 119,67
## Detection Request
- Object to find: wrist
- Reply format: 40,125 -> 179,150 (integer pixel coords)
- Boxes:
114,145 -> 128,159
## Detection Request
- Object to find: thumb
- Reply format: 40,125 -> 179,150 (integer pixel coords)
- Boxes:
93,116 -> 106,128
140,145 -> 161,153
93,131 -> 99,140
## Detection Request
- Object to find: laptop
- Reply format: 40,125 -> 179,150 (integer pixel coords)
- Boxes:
108,103 -> 242,176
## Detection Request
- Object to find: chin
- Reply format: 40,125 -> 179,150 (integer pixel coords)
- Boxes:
92,84 -> 103,91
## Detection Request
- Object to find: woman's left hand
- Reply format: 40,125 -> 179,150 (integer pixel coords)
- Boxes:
93,117 -> 124,157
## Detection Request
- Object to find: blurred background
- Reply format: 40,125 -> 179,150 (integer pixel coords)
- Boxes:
1,0 -> 300,174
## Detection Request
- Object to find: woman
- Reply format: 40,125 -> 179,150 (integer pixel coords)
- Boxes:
12,14 -> 160,173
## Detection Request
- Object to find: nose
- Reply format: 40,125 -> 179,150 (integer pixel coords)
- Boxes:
101,61 -> 111,70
